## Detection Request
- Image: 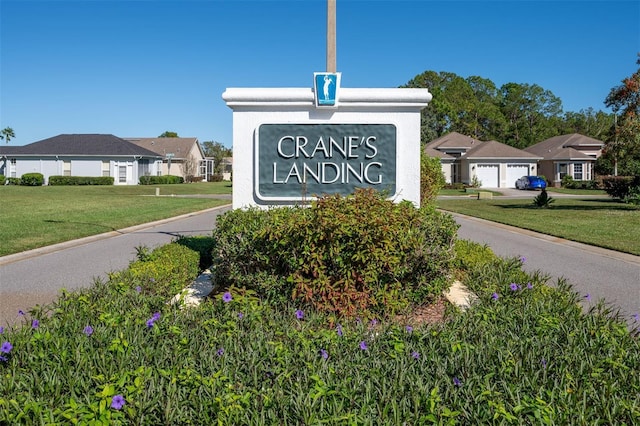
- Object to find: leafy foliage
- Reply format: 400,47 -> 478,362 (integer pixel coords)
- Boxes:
601,175 -> 640,200
420,154 -> 446,207
48,176 -> 114,185
1,240 -> 638,424
532,189 -> 555,208
19,173 -> 44,186
211,189 -> 458,319
139,175 -> 184,185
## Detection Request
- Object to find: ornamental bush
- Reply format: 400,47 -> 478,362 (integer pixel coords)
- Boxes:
139,175 -> 184,185
19,173 -> 44,186
211,188 -> 458,319
0,175 -> 5,185
48,176 -> 114,185
602,175 -> 640,200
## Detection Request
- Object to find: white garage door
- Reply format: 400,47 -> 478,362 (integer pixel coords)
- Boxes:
506,164 -> 530,188
475,164 -> 499,188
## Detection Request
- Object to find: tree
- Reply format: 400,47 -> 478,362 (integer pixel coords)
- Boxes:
604,54 -> 640,174
0,127 -> 15,143
158,131 -> 179,138
201,141 -> 232,174
182,153 -> 199,182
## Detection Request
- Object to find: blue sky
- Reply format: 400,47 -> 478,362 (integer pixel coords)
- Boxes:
1,0 -> 638,148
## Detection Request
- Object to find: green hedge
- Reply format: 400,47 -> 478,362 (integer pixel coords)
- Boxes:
111,243 -> 200,298
211,188 -> 459,319
48,176 -> 115,185
602,175 -> 640,201
139,175 -> 184,185
20,173 -> 44,186
0,175 -> 5,185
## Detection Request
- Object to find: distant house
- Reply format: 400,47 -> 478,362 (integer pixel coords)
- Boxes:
524,134 -> 604,187
125,137 -> 213,181
425,132 -> 541,188
0,134 -> 162,185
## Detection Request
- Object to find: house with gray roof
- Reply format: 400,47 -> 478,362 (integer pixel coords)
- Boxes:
0,134 -> 162,185
524,133 -> 604,187
425,132 -> 541,188
125,137 -> 213,181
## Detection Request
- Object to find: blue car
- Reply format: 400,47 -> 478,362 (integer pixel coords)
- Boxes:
515,175 -> 547,190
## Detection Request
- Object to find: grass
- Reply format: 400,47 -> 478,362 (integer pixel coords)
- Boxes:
0,182 -> 232,256
0,241 -> 638,424
437,196 -> 640,255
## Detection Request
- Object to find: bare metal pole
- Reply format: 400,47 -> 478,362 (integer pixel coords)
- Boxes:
327,0 -> 336,72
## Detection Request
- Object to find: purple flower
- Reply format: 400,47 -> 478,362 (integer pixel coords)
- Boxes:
1,341 -> 12,354
633,313 -> 639,322
152,312 -> 161,321
527,282 -> 533,290
222,292 -> 232,303
520,256 -> 526,263
453,377 -> 462,387
370,319 -> 378,327
31,319 -> 39,329
18,310 -> 24,316
110,394 -> 125,410
359,341 -> 368,351
135,286 -> 142,293
216,348 -> 224,356
146,318 -> 155,328
83,325 -> 94,337
295,309 -> 304,320
237,312 -> 244,319
336,324 -> 343,337
405,325 -> 413,333
541,358 -> 547,369
0,356 -> 6,362
320,349 -> 328,360
411,351 -> 420,360
491,292 -> 499,300
509,283 -> 519,291
584,293 -> 591,302
0,326 -> 4,334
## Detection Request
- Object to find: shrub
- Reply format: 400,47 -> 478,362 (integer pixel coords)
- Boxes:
532,188 -> 555,208
19,173 -> 44,186
174,235 -> 216,271
602,175 -> 640,200
118,243 -> 200,298
0,175 -> 5,185
208,173 -> 224,182
211,188 -> 459,319
421,155 -> 445,208
48,176 -> 114,185
139,175 -> 184,185
6,177 -> 20,185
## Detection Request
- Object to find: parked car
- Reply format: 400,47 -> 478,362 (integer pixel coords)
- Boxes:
515,175 -> 547,190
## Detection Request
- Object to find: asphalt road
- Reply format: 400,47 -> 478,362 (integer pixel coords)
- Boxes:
452,212 -> 640,326
0,205 -> 232,327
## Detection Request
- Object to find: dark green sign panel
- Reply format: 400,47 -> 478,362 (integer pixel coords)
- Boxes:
256,123 -> 396,202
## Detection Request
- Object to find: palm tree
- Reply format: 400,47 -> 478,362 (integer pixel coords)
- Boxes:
0,127 -> 15,143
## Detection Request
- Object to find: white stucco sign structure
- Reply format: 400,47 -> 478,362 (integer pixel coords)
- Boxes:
222,85 -> 431,209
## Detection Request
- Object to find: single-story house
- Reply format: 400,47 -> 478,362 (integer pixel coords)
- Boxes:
425,132 -> 542,188
524,134 -> 604,187
0,134 -> 162,185
125,137 -> 213,181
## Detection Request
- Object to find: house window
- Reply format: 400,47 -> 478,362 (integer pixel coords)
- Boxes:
63,161 -> 71,177
573,163 -> 583,181
119,166 -> 127,183
102,161 -> 110,177
10,158 -> 16,178
558,163 -> 568,180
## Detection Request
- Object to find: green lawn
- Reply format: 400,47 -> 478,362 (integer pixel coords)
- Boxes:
437,196 -> 640,255
0,182 -> 232,257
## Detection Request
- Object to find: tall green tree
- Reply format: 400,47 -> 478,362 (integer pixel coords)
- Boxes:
499,83 -> 562,148
158,131 -> 179,138
0,127 -> 15,143
604,54 -> 640,174
201,141 -> 232,174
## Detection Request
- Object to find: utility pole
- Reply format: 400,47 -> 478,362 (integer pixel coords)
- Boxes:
327,0 -> 336,73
